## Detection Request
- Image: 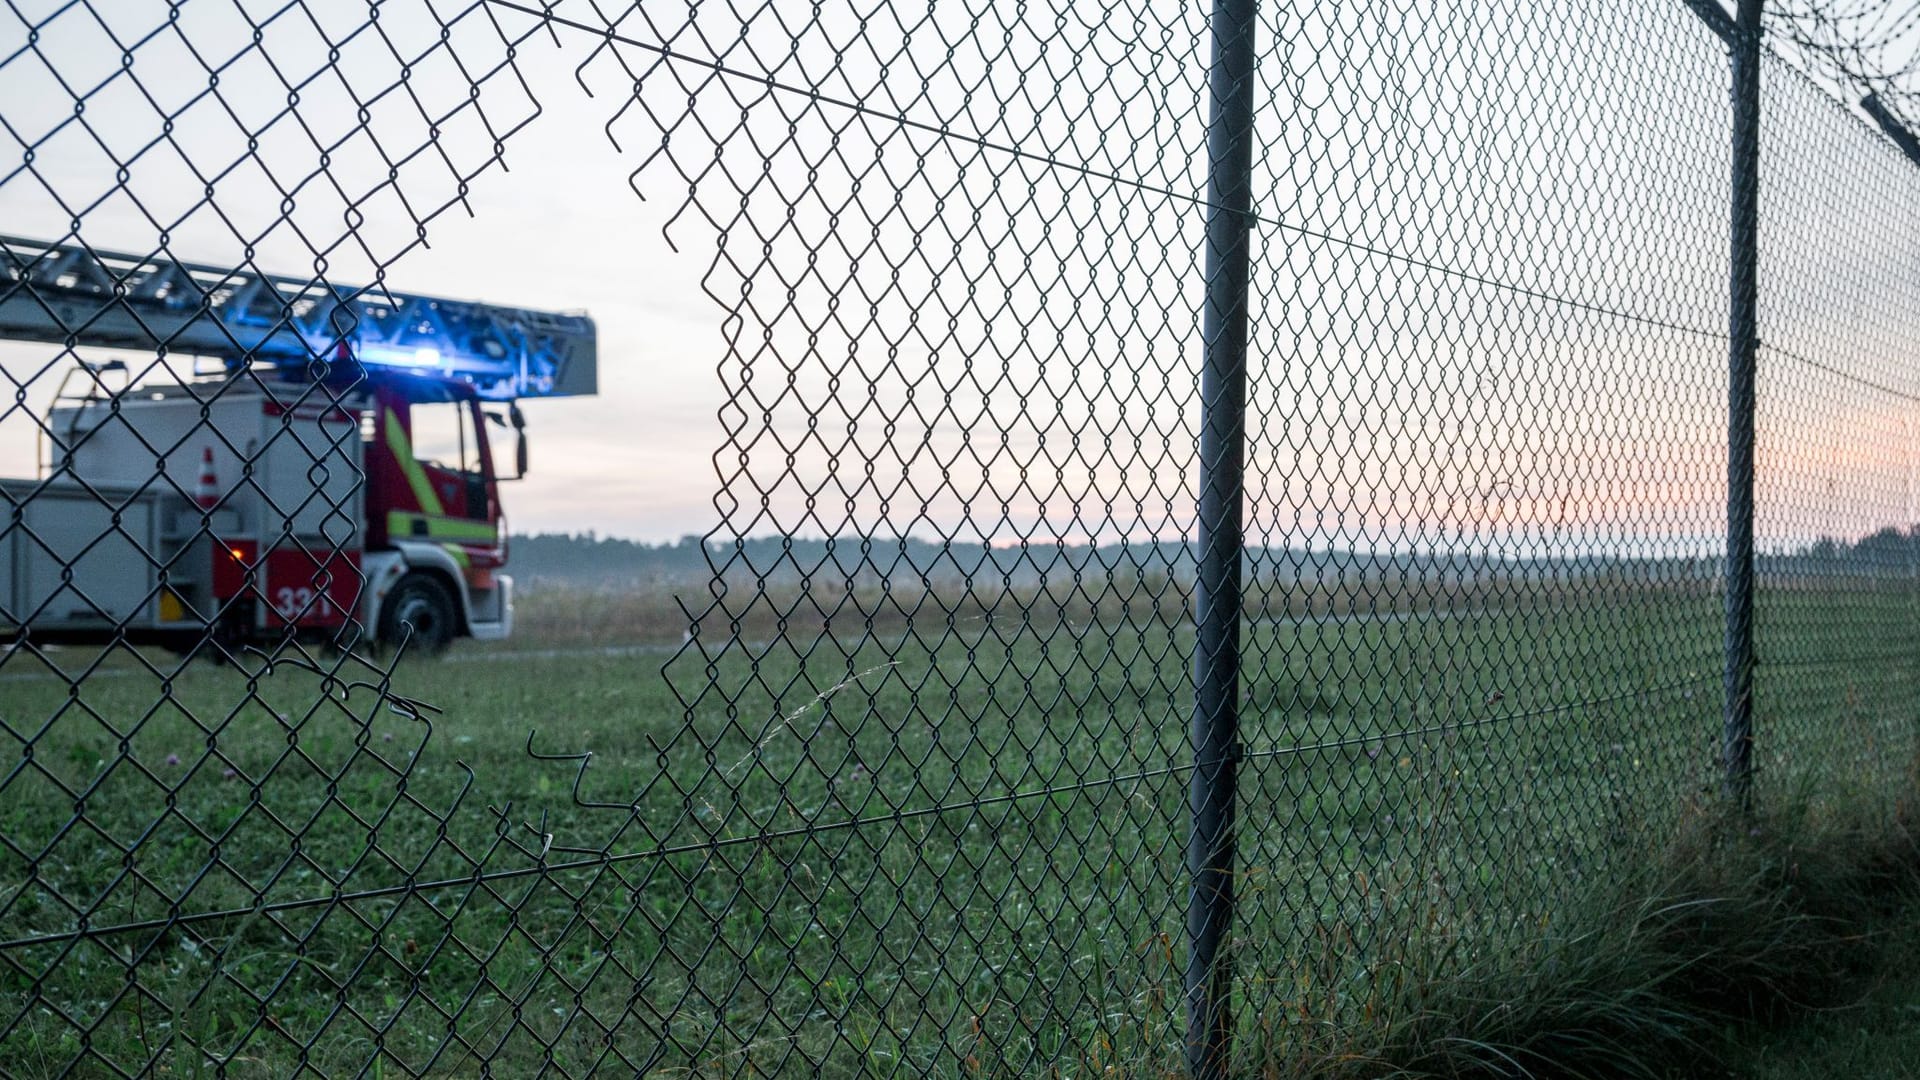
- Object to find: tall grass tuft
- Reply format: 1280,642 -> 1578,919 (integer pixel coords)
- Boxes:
1251,778 -> 1920,1079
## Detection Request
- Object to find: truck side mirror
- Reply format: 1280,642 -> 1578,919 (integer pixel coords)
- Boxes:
510,403 -> 528,478
484,406 -> 529,479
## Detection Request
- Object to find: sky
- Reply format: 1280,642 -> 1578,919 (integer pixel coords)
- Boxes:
4,0 -> 1919,556
0,1 -> 730,542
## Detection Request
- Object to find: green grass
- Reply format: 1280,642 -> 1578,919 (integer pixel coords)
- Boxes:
0,578 -> 1915,1077
1349,789 -> 1920,1080
1731,913 -> 1920,1079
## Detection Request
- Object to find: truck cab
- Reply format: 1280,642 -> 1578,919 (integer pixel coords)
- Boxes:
360,374 -> 522,652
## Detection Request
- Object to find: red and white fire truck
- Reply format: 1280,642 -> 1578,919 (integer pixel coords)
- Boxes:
0,236 -> 596,654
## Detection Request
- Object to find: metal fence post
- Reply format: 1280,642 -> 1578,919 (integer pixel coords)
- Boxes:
1187,0 -> 1258,1075
1724,0 -> 1763,809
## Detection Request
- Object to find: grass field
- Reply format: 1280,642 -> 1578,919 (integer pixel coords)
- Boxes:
0,577 -> 1915,1077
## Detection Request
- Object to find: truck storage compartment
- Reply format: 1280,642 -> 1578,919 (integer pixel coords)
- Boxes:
1,481 -> 170,630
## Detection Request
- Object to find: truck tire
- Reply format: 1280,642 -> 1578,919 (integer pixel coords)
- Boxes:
379,573 -> 457,656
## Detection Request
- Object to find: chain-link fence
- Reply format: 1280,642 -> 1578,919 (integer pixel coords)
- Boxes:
3,1 -> 1917,1076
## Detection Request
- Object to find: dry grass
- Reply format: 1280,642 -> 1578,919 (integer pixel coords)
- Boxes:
1247,776 -> 1920,1079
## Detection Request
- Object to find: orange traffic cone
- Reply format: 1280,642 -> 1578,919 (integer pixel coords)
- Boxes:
194,446 -> 219,510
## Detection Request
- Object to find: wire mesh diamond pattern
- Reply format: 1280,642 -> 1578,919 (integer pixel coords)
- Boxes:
1,1 -> 1917,1077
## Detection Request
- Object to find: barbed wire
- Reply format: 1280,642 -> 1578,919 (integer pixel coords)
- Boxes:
1769,1 -> 1920,126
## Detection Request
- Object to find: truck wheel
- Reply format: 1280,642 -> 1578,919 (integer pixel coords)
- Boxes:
380,574 -> 457,657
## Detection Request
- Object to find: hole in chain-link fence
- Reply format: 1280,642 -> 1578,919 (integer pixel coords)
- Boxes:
3,1 -> 1919,1077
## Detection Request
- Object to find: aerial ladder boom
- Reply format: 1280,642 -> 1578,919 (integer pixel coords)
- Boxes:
0,234 -> 595,400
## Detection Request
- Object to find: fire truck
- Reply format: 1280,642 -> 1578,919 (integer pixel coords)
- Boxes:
0,235 -> 596,655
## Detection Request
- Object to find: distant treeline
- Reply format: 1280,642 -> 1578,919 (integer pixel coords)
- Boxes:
501,527 -> 1920,645
506,527 -> 1920,593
